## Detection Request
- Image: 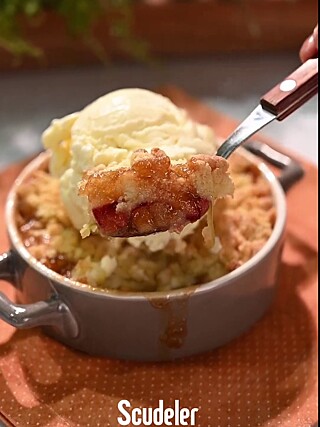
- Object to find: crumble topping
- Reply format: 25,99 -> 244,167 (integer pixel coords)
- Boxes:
16,154 -> 275,291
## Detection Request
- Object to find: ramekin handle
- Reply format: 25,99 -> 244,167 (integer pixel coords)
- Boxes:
244,140 -> 305,192
0,251 -> 78,338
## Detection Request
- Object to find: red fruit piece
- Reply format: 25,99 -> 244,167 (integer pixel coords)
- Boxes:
92,203 -> 129,236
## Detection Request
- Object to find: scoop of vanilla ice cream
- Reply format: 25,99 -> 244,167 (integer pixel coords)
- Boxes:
42,88 -> 219,247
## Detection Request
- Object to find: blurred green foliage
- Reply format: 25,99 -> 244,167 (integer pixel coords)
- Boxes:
0,0 -> 148,61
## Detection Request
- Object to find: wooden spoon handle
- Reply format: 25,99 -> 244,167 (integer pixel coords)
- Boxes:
260,58 -> 318,121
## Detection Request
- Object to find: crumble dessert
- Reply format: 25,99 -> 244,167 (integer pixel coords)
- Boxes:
16,154 -> 275,292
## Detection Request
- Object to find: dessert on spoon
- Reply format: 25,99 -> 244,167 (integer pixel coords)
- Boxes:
79,147 -> 233,238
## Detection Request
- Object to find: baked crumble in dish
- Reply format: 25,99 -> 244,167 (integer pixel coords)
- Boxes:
16,153 -> 276,292
79,148 -> 233,238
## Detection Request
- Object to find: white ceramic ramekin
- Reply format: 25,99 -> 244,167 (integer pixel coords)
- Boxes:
0,148 -> 301,361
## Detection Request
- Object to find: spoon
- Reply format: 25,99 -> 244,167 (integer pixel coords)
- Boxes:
217,58 -> 318,159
